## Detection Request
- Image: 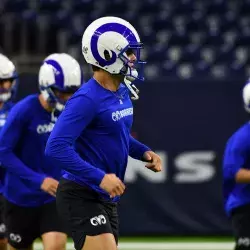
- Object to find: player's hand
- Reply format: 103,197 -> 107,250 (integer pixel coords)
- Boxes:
143,151 -> 162,172
99,174 -> 125,198
41,177 -> 59,197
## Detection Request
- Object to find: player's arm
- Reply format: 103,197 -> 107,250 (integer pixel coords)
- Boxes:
45,93 -> 106,185
0,103 -> 46,189
129,135 -> 151,160
235,169 -> 250,183
129,135 -> 162,172
45,93 -> 125,197
223,133 -> 250,183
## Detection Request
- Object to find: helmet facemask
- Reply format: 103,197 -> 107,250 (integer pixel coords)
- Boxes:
0,76 -> 18,103
118,43 -> 146,100
119,43 -> 146,81
40,85 -> 79,111
49,86 -> 78,123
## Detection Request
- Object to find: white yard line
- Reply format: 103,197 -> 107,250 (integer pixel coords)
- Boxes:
118,242 -> 234,250
34,241 -> 234,250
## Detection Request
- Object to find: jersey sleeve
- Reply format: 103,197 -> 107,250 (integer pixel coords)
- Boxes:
223,131 -> 250,180
129,135 -> 151,160
0,102 -> 46,188
45,93 -> 106,186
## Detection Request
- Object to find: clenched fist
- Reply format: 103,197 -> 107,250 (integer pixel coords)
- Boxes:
41,177 -> 59,197
100,174 -> 125,198
143,151 -> 162,172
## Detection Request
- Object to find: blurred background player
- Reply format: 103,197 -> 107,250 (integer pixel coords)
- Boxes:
0,54 -> 18,250
0,53 -> 83,250
223,82 -> 250,250
46,16 -> 162,250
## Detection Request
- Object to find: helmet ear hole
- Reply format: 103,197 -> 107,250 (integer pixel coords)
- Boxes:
104,50 -> 111,61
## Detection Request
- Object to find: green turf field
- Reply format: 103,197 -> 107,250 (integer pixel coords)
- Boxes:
34,237 -> 235,250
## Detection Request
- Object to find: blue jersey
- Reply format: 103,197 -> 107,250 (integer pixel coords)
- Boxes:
0,94 -> 61,207
45,78 -> 150,201
223,122 -> 250,215
0,101 -> 14,193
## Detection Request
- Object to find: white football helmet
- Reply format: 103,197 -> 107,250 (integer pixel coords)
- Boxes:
82,16 -> 146,100
39,53 -> 83,111
0,54 -> 18,102
243,82 -> 250,112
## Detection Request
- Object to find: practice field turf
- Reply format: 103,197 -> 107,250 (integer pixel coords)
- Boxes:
34,237 -> 235,250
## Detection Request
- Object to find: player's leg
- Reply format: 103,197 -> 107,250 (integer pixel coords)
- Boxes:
0,239 -> 7,250
41,232 -> 67,250
56,178 -> 117,250
82,202 -> 119,250
231,204 -> 250,250
0,195 -> 7,250
4,199 -> 39,250
104,202 -> 119,246
40,201 -> 67,250
82,234 -> 117,250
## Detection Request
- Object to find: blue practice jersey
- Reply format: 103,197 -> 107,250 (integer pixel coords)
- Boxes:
0,101 -> 14,193
46,78 -> 150,201
223,122 -> 250,215
0,94 -> 61,207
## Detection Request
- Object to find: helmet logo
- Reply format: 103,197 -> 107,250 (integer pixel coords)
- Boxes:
51,65 -> 60,76
90,23 -> 137,67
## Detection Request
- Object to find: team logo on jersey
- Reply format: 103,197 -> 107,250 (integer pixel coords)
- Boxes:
9,233 -> 22,243
36,123 -> 54,134
112,107 -> 133,122
90,215 -> 106,226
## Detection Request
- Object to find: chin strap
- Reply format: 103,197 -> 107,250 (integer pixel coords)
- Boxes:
124,77 -> 140,100
123,68 -> 140,100
51,108 -> 63,123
